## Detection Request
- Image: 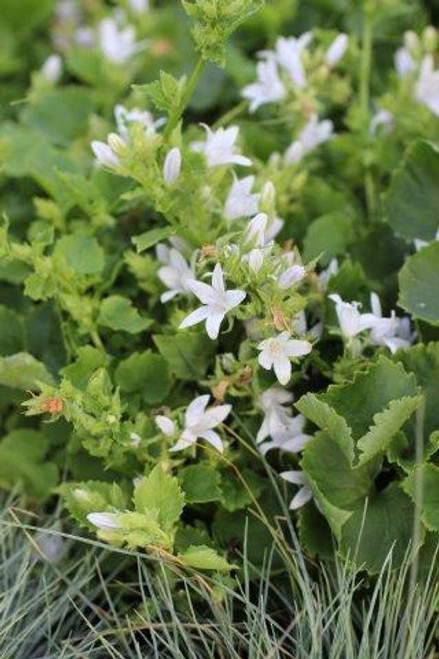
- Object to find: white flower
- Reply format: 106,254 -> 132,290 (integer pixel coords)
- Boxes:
414,55 -> 439,117
395,47 -> 416,78
242,57 -> 286,112
179,263 -> 246,340
224,175 -> 260,221
278,265 -> 306,289
369,109 -> 394,135
256,386 -> 294,443
367,293 -> 413,353
170,395 -> 231,453
274,33 -> 312,87
41,54 -> 63,83
87,512 -> 121,531
191,125 -> 252,168
285,114 -> 333,164
325,33 -> 349,67
128,0 -> 149,13
243,212 -> 283,248
156,243 -> 196,303
91,135 -> 123,169
257,332 -> 312,385
155,415 -> 176,436
281,470 -> 313,510
260,414 -> 311,456
98,18 -> 138,65
329,293 -> 375,340
318,258 -> 339,291
114,104 -> 164,139
163,147 -> 182,185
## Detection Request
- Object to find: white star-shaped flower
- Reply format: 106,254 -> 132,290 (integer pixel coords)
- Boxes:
414,55 -> 439,117
281,470 -> 313,510
329,293 -> 375,341
274,33 -> 312,87
242,57 -> 286,112
156,243 -> 196,303
285,114 -> 333,164
114,104 -> 164,139
98,18 -> 139,65
256,387 -> 311,455
191,125 -> 252,168
224,175 -> 260,221
179,263 -> 246,340
368,293 -> 413,354
170,394 -> 231,453
257,332 -> 312,385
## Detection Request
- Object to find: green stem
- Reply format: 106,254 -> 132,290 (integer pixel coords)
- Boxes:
163,58 -> 205,140
360,2 -> 374,114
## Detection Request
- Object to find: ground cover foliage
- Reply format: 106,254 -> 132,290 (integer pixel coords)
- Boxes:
2,0 -> 439,654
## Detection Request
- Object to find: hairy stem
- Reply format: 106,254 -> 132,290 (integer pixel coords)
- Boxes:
163,58 -> 205,140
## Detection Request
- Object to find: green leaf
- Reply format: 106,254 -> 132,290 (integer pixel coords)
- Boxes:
321,357 -> 418,441
0,429 -> 58,499
396,342 -> 439,442
301,432 -> 374,522
303,212 -> 355,266
153,331 -> 215,380
357,395 -> 421,466
98,296 -> 152,334
134,466 -> 185,533
132,227 -> 175,253
54,233 -> 105,277
0,306 -> 24,355
297,502 -> 334,560
403,464 -> 439,532
385,140 -> 439,242
22,88 -> 96,146
399,243 -> 439,325
178,545 -> 234,571
61,346 -> 108,390
115,351 -> 172,404
295,393 -> 354,460
0,352 -> 54,390
219,468 -> 265,512
340,483 -> 415,573
179,464 -> 221,503
0,0 -> 53,34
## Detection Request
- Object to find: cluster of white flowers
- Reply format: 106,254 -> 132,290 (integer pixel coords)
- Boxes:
330,292 -> 413,353
242,31 -> 348,113
91,103 -> 164,170
256,387 -> 311,455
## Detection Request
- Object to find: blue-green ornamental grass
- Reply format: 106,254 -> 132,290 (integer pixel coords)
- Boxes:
2,0 -> 439,606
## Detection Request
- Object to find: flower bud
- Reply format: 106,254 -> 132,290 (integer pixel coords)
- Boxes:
107,132 -> 128,156
87,512 -> 121,531
155,415 -> 176,436
325,33 -> 348,67
423,26 -> 437,52
41,54 -> 63,83
259,181 -> 276,216
163,147 -> 182,184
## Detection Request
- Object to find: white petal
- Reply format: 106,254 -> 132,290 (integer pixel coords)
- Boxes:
199,429 -> 224,452
273,354 -> 292,385
205,312 -> 225,339
280,470 -> 308,485
170,433 -> 196,452
258,349 -> 273,370
186,280 -> 218,305
155,415 -> 176,436
185,395 -> 210,427
225,289 -> 246,309
290,486 -> 313,510
211,263 -> 225,292
179,306 -> 210,329
87,512 -> 120,531
201,404 -> 232,429
284,339 -> 312,358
